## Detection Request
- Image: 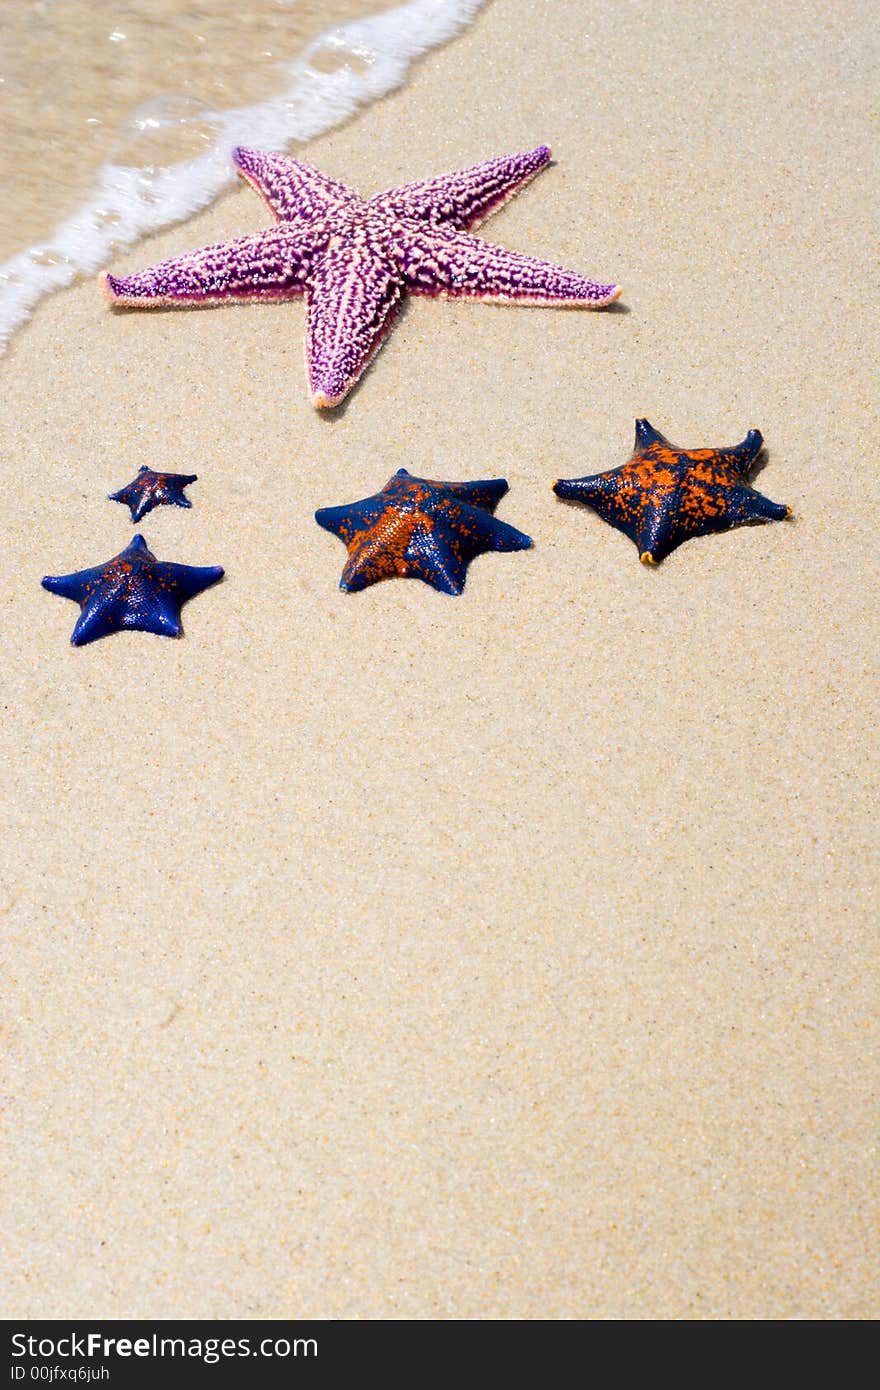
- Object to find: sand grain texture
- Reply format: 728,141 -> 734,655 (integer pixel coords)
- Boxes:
1,0 -> 877,1318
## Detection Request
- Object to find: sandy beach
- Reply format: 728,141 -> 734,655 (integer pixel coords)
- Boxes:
1,0 -> 877,1318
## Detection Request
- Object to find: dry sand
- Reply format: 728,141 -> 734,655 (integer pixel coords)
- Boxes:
1,0 -> 877,1318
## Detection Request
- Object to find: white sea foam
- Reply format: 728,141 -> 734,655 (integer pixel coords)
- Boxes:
0,0 -> 486,351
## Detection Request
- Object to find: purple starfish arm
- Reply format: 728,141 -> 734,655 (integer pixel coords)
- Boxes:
375,145 -> 553,230
100,224 -> 329,305
398,225 -> 621,306
306,237 -> 402,407
232,146 -> 357,222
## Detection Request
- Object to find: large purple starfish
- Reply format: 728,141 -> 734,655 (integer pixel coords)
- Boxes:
100,145 -> 621,408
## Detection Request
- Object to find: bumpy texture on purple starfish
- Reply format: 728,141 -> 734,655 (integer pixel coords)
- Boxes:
109,465 -> 198,522
42,534 -> 223,645
101,145 -> 621,408
553,419 -> 790,564
315,468 -> 532,594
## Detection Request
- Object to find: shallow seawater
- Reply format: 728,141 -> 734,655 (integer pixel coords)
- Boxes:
0,0 -> 382,262
0,0 -> 486,346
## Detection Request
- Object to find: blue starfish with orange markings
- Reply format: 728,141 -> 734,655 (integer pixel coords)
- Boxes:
109,465 -> 198,522
553,419 -> 790,564
315,468 -> 532,595
42,534 -> 223,645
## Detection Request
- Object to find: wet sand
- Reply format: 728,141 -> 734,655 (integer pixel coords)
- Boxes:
0,0 -> 385,260
1,0 -> 877,1318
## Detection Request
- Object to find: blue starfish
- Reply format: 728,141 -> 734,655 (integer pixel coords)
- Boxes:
553,420 -> 790,564
315,468 -> 532,595
42,534 -> 223,645
109,465 -> 198,522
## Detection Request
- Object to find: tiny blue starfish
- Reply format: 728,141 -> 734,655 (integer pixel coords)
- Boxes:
42,534 -> 223,645
315,468 -> 532,595
109,465 -> 198,522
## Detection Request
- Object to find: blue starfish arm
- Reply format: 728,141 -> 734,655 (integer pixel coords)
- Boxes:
634,418 -> 672,452
552,474 -> 613,504
407,502 -> 532,596
431,497 -> 533,558
129,496 -> 151,523
376,146 -> 552,231
554,472 -> 652,553
720,430 -> 764,473
401,528 -> 470,596
233,146 -> 358,222
635,505 -> 673,560
554,474 -> 595,499
729,486 -> 789,522
152,562 -> 224,603
128,604 -> 184,639
337,545 -> 399,593
41,567 -> 99,602
109,471 -> 143,516
69,603 -> 115,646
313,503 -> 353,540
69,594 -> 181,646
314,495 -> 389,542
418,474 -> 510,513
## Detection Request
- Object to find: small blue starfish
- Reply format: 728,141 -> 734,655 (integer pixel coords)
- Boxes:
109,465 -> 198,522
42,534 -> 223,645
315,468 -> 532,595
